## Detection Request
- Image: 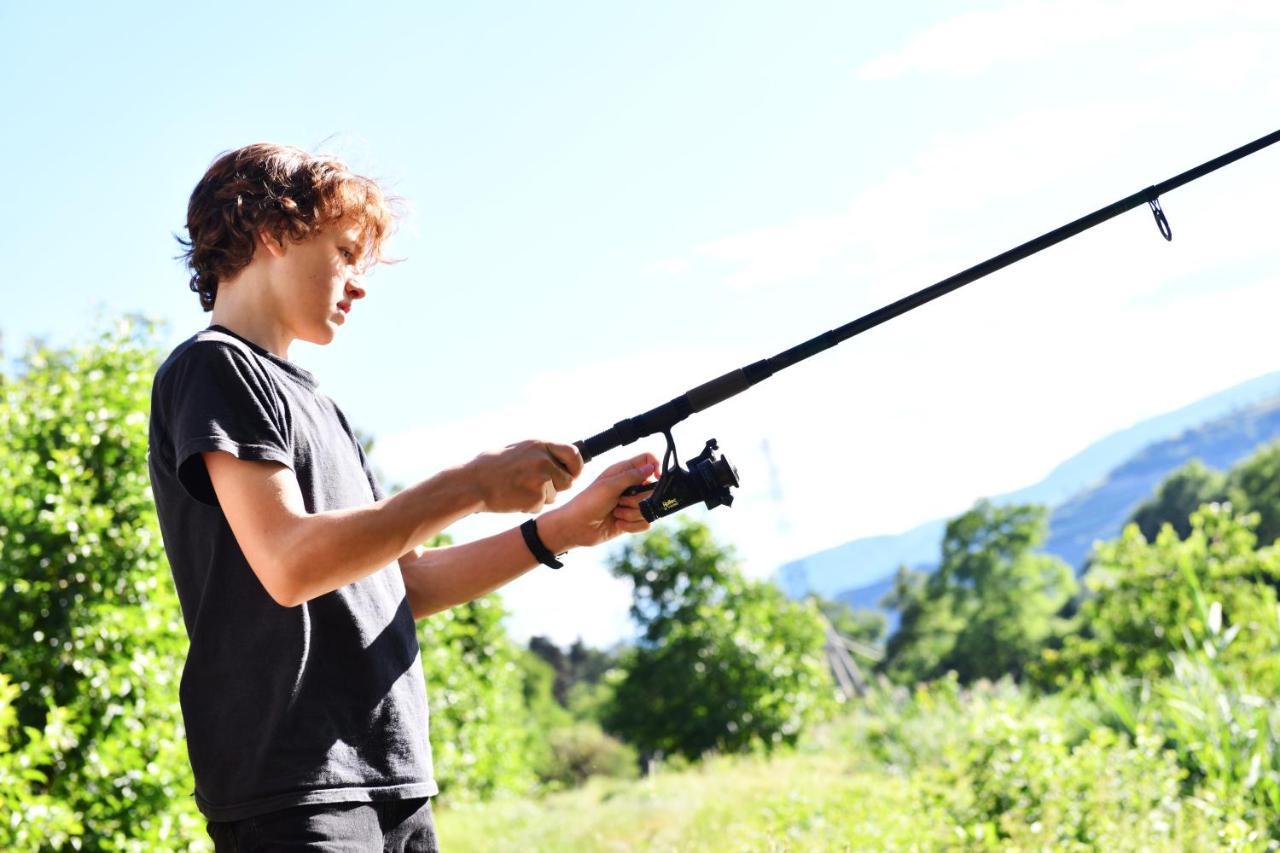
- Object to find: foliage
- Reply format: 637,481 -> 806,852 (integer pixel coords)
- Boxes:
526,637 -> 616,708
810,595 -> 886,646
416,590 -> 547,802
1093,659 -> 1279,842
524,635 -> 625,727
1090,568 -> 1280,838
1128,458 -> 1227,543
437,682 -> 1242,852
514,649 -> 571,733
1123,442 -> 1280,555
0,673 -> 82,850
1039,505 -> 1280,688
0,317 -> 205,850
842,676 -> 1243,849
1226,440 -> 1280,548
880,500 -> 1077,685
603,518 -> 834,762
538,723 -> 638,789
564,670 -> 621,726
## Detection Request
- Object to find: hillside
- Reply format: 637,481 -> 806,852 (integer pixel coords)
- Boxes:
1045,393 -> 1280,567
776,371 -> 1280,604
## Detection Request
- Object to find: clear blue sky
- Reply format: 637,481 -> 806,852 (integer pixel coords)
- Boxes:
4,2 -> 1279,644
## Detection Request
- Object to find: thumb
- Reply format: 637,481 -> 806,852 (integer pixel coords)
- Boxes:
605,454 -> 658,482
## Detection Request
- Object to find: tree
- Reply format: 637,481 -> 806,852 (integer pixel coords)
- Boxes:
811,595 -> 887,646
527,636 -> 616,707
1225,440 -> 1280,548
603,518 -> 833,762
1037,505 -> 1280,689
880,501 -> 1077,685
0,318 -> 205,848
1127,459 -> 1227,543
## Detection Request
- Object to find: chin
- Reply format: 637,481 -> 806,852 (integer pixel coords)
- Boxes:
304,324 -> 339,346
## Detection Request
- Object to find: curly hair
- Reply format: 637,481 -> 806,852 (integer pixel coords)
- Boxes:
178,143 -> 399,311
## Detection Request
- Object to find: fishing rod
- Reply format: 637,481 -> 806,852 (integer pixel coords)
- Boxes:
575,127 -> 1280,522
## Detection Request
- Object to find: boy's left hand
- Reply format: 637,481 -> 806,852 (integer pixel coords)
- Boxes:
542,452 -> 661,550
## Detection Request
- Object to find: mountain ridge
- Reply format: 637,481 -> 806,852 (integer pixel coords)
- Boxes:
777,370 -> 1280,602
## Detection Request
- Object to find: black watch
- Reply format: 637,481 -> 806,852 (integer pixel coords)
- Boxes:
520,518 -> 565,569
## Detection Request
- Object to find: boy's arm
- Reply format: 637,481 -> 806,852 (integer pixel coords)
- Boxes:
399,453 -> 659,619
203,439 -> 582,607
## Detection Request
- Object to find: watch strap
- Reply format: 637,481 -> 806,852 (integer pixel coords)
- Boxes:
520,518 -> 564,569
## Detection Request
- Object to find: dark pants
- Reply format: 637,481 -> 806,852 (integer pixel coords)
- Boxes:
206,798 -> 439,852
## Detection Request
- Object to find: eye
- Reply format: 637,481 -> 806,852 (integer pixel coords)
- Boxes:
339,247 -> 355,263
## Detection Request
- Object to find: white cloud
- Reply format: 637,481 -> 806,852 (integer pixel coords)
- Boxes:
681,98 -> 1178,295
648,257 -> 691,276
1137,32 -> 1272,91
856,0 -> 1280,81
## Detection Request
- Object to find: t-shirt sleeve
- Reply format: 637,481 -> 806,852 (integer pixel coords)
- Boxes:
159,341 -> 294,507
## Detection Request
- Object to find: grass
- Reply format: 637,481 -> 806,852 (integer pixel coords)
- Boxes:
433,749 -> 952,852
433,696 -> 1263,852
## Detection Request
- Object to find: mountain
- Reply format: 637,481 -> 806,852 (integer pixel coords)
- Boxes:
777,371 -> 1280,603
1044,393 -> 1280,567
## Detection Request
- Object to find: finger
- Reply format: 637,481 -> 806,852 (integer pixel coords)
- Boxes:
542,481 -> 557,505
599,451 -> 661,480
613,506 -> 646,523
548,462 -> 574,492
608,457 -> 659,485
546,442 -> 584,478
617,519 -> 651,534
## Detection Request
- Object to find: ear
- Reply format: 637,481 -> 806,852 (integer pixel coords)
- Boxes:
257,228 -> 287,259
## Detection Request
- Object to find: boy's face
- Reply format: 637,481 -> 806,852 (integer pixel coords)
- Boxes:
267,219 -> 367,346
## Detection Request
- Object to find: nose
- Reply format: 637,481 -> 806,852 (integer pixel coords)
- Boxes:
345,279 -> 366,301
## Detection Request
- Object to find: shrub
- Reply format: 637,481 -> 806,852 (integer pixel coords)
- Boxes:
0,673 -> 82,850
0,318 -> 205,849
539,723 -> 638,788
417,594 -> 544,802
1038,506 -> 1280,691
841,677 -> 1235,849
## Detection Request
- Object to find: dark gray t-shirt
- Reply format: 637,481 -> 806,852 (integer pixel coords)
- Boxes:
147,325 -> 436,822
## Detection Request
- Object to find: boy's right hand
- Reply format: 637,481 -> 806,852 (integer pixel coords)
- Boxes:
466,439 -> 584,513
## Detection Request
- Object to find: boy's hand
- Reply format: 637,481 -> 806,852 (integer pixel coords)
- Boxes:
540,452 -> 661,551
467,439 -> 584,513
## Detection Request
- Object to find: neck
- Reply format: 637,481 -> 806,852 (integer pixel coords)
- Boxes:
209,274 -> 292,359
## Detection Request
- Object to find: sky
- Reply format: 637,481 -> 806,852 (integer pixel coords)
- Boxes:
3,1 -> 1279,646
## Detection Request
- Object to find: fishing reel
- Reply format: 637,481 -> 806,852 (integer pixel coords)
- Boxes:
621,431 -> 740,522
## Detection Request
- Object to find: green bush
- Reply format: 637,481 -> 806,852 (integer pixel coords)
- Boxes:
842,677 -> 1238,849
0,673 -> 82,850
564,672 -> 619,725
1039,505 -> 1280,690
1095,656 -> 1280,838
538,723 -> 638,788
0,318 -> 205,850
417,593 -> 546,802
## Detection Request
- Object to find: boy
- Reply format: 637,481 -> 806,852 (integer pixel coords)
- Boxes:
147,143 -> 659,851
